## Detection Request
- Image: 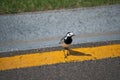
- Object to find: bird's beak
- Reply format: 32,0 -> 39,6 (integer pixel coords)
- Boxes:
72,34 -> 75,36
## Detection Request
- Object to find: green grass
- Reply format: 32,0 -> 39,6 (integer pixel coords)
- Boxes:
0,0 -> 120,14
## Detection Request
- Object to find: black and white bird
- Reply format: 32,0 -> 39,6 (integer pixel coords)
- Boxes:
59,32 -> 75,58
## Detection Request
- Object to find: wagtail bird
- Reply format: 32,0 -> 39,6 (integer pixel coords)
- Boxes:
59,32 -> 75,58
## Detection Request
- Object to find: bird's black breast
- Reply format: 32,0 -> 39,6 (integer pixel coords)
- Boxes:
64,37 -> 72,44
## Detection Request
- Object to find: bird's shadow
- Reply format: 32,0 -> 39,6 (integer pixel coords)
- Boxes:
68,49 -> 91,56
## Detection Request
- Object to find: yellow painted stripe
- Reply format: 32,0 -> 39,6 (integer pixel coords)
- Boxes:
0,44 -> 120,71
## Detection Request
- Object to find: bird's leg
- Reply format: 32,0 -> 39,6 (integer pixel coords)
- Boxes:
63,49 -> 66,58
66,47 -> 70,56
64,47 -> 70,58
67,49 -> 69,56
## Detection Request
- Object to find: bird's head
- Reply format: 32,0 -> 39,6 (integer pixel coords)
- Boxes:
66,32 -> 75,37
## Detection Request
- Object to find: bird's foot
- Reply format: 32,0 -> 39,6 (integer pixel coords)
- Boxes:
64,55 -> 67,58
64,52 -> 70,58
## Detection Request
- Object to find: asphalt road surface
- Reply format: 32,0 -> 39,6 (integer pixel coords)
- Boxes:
0,4 -> 120,53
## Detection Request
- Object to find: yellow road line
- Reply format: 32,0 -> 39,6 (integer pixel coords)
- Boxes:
0,44 -> 120,71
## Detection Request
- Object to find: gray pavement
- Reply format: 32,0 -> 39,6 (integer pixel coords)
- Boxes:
0,57 -> 120,80
0,4 -> 120,52
0,40 -> 120,58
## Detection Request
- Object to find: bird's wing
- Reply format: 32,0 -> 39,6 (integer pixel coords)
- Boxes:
59,36 -> 66,44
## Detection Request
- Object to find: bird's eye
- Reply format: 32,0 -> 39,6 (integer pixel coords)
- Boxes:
67,33 -> 71,37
